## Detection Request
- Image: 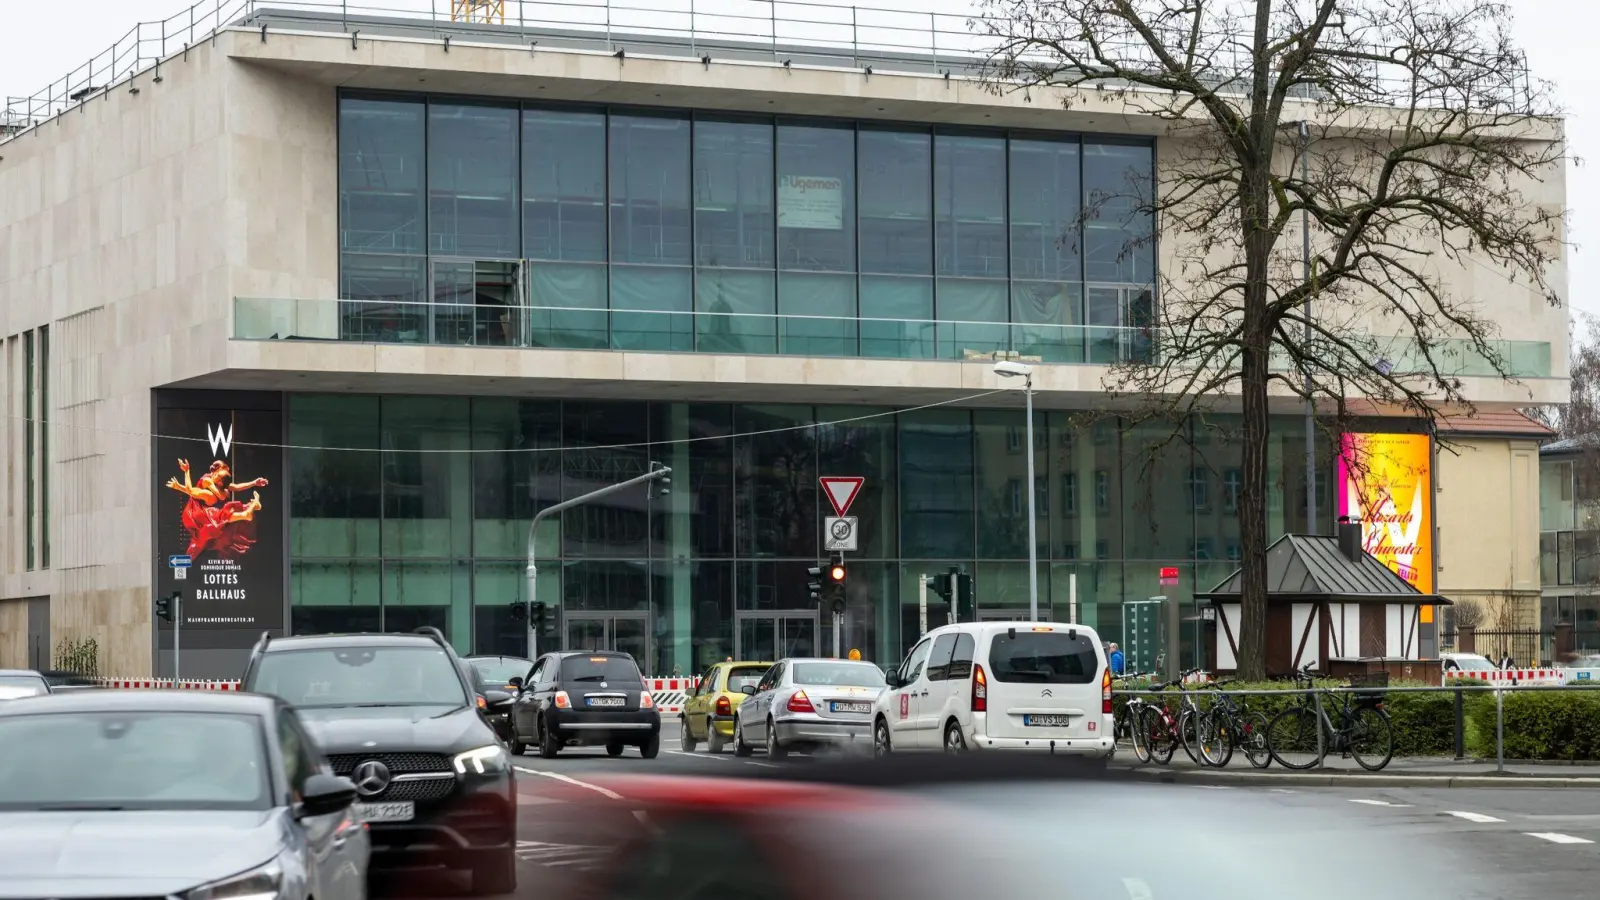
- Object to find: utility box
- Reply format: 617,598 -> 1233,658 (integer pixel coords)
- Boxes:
1122,598 -> 1169,677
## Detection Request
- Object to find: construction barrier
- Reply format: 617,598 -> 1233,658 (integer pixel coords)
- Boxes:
96,675 -> 704,710
1446,667 -> 1565,686
645,676 -> 701,713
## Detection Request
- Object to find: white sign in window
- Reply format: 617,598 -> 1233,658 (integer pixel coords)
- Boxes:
778,175 -> 843,230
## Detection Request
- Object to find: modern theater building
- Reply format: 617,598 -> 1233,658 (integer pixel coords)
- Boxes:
0,3 -> 1568,678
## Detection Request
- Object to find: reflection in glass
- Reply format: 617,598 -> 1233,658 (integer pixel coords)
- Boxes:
900,409 -> 975,559
340,254 -> 427,343
1010,138 -> 1082,281
611,114 -> 693,350
860,275 -> 934,358
289,395 -> 381,558
523,108 -> 606,263
859,128 -> 932,276
816,405 -> 898,559
428,103 -> 519,259
383,559 -> 470,649
1083,142 -> 1155,284
735,406 -> 819,558
290,560 -> 381,636
695,119 -> 776,354
340,97 -> 426,254
563,403 -> 654,559
381,396 -> 472,558
471,398 -> 562,558
974,411 -> 1046,560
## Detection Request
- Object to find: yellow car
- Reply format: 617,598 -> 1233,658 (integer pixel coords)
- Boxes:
680,660 -> 773,753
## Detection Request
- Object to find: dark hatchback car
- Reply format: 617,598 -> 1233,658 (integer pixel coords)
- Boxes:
463,655 -> 532,745
508,651 -> 661,759
241,628 -> 516,895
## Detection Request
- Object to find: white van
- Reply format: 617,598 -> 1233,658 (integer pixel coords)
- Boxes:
871,621 -> 1114,759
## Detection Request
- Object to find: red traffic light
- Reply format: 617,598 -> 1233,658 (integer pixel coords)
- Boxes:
1159,566 -> 1180,580
828,565 -> 846,583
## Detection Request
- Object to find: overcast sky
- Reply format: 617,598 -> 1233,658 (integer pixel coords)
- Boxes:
3,0 -> 1593,320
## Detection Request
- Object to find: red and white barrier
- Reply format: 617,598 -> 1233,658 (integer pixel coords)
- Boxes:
97,678 -> 241,690
1445,667 -> 1565,686
645,676 -> 701,714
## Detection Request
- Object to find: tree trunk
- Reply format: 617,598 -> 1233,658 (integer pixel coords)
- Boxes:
1234,160 -> 1275,682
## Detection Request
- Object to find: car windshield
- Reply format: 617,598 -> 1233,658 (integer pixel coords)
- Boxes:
792,662 -> 886,687
0,675 -> 48,699
0,711 -> 270,811
988,631 -> 1098,684
726,667 -> 767,693
251,645 -> 468,708
560,656 -> 642,683
1449,655 -> 1495,671
471,658 -> 531,686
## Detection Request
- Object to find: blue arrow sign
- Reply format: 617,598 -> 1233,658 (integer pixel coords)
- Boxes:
168,555 -> 192,568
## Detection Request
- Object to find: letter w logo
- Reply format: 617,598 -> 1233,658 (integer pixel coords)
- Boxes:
207,423 -> 233,457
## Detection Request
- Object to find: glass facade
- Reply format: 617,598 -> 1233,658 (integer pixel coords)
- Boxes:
289,395 -> 1331,673
336,94 -> 1156,363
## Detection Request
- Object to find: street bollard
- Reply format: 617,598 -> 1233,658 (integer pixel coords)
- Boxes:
1495,687 -> 1505,774
1454,687 -> 1465,760
1313,688 -> 1326,768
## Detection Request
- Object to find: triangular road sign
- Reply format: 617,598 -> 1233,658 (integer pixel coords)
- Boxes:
820,476 -> 865,517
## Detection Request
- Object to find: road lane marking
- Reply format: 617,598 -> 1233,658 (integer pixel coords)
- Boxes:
748,761 -> 780,768
664,749 -> 733,761
1269,788 -> 1297,794
1349,799 -> 1412,807
514,766 -> 624,800
1526,832 -> 1594,845
1447,811 -> 1506,824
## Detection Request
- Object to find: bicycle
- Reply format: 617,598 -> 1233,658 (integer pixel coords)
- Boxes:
1265,664 -> 1395,771
1196,680 -> 1271,768
1112,673 -> 1158,761
1137,669 -> 1206,765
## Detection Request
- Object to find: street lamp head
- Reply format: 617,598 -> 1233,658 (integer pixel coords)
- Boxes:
992,360 -> 1033,380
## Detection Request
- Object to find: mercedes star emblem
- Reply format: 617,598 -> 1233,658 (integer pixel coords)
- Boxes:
353,759 -> 392,797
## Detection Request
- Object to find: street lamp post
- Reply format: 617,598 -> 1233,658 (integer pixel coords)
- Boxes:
994,361 -> 1038,621
524,463 -> 672,657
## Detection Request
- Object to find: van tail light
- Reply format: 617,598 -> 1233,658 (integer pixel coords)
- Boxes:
715,695 -> 731,717
641,692 -> 655,709
1102,667 -> 1113,714
972,665 -> 988,713
554,690 -> 571,709
787,691 -> 816,713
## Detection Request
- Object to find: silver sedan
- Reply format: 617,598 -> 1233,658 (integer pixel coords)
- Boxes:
732,658 -> 886,758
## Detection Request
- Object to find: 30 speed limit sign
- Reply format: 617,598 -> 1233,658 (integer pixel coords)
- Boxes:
824,516 -> 858,551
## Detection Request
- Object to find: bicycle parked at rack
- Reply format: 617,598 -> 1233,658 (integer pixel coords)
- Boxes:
1265,663 -> 1395,771
1112,672 -> 1157,750
1136,669 -> 1206,765
1195,680 -> 1271,768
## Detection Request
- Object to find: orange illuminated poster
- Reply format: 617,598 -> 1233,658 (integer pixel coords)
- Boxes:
1336,432 -> 1433,594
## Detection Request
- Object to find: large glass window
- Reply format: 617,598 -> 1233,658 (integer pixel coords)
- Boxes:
24,331 -> 34,571
1010,138 -> 1083,362
1542,460 -> 1575,532
340,97 -> 426,254
859,128 -> 934,358
381,396 -> 472,559
471,398 -> 562,559
816,406 -> 898,559
734,405 -> 818,558
563,402 -> 654,559
1083,141 -> 1155,285
290,395 -> 381,559
778,123 -> 857,356
695,118 -> 776,354
524,108 -> 608,349
936,133 -> 1009,359
900,408 -> 975,559
974,411 -> 1045,560
610,113 -> 693,351
428,102 -> 519,259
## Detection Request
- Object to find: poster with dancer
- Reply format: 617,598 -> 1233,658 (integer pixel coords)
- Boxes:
154,395 -> 283,630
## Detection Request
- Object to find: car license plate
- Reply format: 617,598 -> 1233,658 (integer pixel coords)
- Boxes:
1023,714 -> 1073,727
587,696 -> 625,708
356,801 -> 414,823
830,701 -> 872,714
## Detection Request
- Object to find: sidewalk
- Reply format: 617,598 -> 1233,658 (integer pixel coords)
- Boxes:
1110,749 -> 1600,788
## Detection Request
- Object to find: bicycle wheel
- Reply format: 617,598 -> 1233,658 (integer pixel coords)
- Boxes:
1141,705 -> 1175,765
1130,706 -> 1153,763
1266,705 -> 1324,770
1242,710 -> 1272,769
1198,710 -> 1234,767
1348,705 -> 1395,771
1178,707 -> 1201,764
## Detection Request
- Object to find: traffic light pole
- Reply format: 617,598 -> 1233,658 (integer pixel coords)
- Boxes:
173,592 -> 182,682
524,464 -> 672,658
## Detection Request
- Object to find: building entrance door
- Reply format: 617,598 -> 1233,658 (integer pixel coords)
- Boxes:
563,612 -> 653,674
734,611 -> 820,662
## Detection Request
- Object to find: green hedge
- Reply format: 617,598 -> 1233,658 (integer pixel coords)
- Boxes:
1111,677 -> 1600,761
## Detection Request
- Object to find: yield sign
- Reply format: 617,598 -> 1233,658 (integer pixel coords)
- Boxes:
820,476 -> 865,517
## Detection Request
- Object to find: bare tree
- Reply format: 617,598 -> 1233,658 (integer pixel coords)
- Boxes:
976,0 -> 1564,679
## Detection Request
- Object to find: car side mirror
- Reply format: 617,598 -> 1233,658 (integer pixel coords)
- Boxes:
741,684 -> 756,696
508,677 -> 523,690
482,689 -> 513,710
884,672 -> 902,689
297,773 -> 358,819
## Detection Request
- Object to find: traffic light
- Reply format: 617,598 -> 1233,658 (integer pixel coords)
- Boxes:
530,602 -> 548,632
155,592 -> 176,623
929,572 -> 952,602
509,601 -> 527,621
827,553 -> 846,589
807,565 -> 825,605
953,568 -> 974,622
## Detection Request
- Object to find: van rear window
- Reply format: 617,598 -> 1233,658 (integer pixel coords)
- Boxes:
987,631 -> 1099,684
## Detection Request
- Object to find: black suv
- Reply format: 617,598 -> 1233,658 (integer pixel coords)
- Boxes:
507,651 -> 661,758
242,628 -> 516,895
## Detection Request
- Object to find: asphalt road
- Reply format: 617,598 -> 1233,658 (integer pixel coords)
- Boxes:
377,741 -> 1600,899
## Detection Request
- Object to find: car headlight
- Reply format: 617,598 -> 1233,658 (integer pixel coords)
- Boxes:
184,860 -> 282,900
452,744 -> 509,776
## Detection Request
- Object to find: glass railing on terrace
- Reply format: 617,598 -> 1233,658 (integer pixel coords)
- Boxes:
1268,335 -> 1554,379
233,297 -> 1156,365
